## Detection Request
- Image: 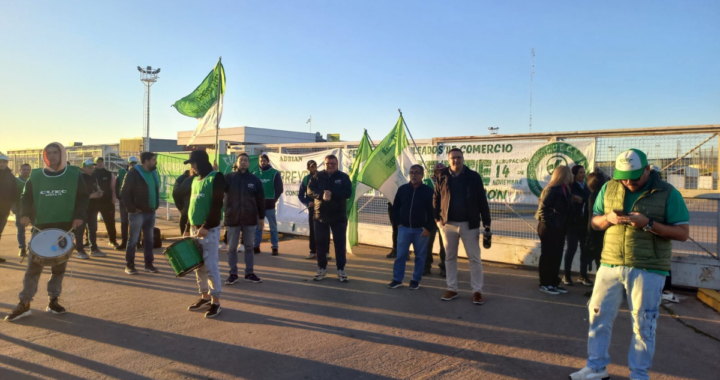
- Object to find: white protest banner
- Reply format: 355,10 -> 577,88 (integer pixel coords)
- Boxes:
414,140 -> 596,204
265,149 -> 352,232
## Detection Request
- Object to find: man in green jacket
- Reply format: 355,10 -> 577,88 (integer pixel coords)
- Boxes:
252,154 -> 282,255
570,149 -> 690,380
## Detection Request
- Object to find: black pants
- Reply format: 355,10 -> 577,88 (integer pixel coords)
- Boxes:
538,222 -> 566,287
119,200 -> 129,246
564,228 -> 590,280
0,206 -> 10,237
424,228 -> 446,270
94,202 -> 117,244
308,205 -> 316,253
77,207 -> 99,251
315,220 -> 347,271
387,203 -> 398,253
179,212 -> 189,236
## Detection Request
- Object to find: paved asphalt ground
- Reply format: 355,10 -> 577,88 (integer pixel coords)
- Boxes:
1,216 -> 719,380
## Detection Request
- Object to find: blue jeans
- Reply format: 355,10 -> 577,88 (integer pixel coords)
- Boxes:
15,215 -> 29,249
193,226 -> 222,298
393,226 -> 429,283
255,208 -> 278,249
125,212 -> 156,265
315,220 -> 347,270
227,225 -> 257,275
586,266 -> 665,380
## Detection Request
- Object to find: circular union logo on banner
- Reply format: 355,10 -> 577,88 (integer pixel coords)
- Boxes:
527,142 -> 588,198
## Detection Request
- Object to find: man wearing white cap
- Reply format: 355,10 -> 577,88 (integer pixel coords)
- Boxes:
0,153 -> 16,263
570,149 -> 690,380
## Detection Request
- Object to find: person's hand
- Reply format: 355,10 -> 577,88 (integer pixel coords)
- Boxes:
625,212 -> 650,228
213,163 -> 219,171
421,228 -> 430,237
258,220 -> 265,231
197,227 -> 209,238
605,211 -> 624,225
572,195 -> 583,204
323,190 -> 332,201
20,217 -> 30,227
308,201 -> 314,207
72,219 -> 83,229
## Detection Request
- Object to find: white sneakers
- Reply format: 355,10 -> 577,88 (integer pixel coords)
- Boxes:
569,366 -> 610,380
337,269 -> 349,282
313,268 -> 327,281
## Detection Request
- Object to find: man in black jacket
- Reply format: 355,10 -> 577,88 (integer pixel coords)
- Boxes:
116,156 -> 138,250
185,150 -> 226,319
434,148 -> 491,305
564,165 -> 592,286
121,152 -> 160,275
308,154 -> 352,282
6,142 -> 89,322
223,153 -> 265,285
424,162 -> 447,277
0,153 -> 16,263
387,164 -> 435,290
173,170 -> 193,236
92,157 -> 119,248
76,159 -> 106,259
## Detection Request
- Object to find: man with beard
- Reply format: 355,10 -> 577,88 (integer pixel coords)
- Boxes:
5,143 -> 88,322
252,154 -> 282,255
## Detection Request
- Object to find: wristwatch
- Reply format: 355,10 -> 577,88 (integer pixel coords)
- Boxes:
643,218 -> 654,232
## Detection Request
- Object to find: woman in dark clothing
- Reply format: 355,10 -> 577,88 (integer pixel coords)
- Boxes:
173,169 -> 195,236
583,171 -> 608,274
563,165 -> 592,286
535,165 -> 573,295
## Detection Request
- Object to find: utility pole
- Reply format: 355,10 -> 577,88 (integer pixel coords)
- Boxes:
529,48 -> 534,133
138,66 -> 160,152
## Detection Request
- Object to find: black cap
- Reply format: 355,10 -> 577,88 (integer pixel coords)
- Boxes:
184,150 -> 210,165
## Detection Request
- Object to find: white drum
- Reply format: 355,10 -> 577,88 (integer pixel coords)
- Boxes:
29,229 -> 75,267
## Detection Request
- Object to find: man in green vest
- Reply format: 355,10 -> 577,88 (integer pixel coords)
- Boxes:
570,149 -> 690,380
116,156 -> 138,250
252,154 -> 282,255
13,163 -> 32,258
184,150 -> 226,319
5,142 -> 89,322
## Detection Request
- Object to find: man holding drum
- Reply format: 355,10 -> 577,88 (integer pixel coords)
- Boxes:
5,142 -> 89,322
185,150 -> 226,319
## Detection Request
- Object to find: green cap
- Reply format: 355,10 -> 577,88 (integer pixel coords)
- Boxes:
613,149 -> 648,180
82,159 -> 96,168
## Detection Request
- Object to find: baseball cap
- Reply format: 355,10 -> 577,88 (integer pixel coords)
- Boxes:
128,156 -> 139,164
434,162 -> 446,170
613,149 -> 648,180
0,154 -> 9,161
82,159 -> 96,167
184,150 -> 210,165
93,157 -> 104,163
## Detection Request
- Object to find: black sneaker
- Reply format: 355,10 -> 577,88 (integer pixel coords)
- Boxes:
386,251 -> 397,258
144,264 -> 159,273
205,303 -> 222,318
253,247 -> 261,254
125,264 -> 138,275
115,244 -> 127,251
423,267 -> 432,276
271,248 -> 279,256
18,248 -> 27,257
0,257 -> 5,263
46,298 -> 66,314
225,274 -> 239,285
245,273 -> 262,283
555,285 -> 569,294
188,297 -> 211,311
440,268 -> 446,278
109,241 -> 119,249
388,280 -> 403,289
5,302 -> 31,322
409,280 -> 420,290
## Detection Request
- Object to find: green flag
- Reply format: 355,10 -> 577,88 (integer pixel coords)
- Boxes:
346,131 -> 373,252
172,60 -> 226,145
357,115 -> 417,204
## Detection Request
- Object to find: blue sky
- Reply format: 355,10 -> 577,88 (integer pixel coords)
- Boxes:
1,0 -> 718,151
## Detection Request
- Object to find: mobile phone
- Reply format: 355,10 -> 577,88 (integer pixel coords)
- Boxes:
613,209 -> 627,216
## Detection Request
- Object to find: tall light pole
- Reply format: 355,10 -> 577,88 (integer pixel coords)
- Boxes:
138,66 -> 160,152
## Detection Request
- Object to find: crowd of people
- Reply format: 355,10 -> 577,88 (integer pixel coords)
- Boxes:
0,143 -> 692,380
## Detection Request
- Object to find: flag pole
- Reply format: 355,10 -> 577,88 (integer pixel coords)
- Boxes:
398,109 -> 430,173
214,56 -> 222,166
364,129 -> 377,150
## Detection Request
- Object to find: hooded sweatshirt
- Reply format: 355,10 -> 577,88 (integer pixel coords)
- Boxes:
21,142 -> 89,228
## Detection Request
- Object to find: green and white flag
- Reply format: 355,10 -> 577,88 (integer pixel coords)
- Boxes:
172,60 -> 226,146
357,115 -> 418,206
346,130 -> 373,253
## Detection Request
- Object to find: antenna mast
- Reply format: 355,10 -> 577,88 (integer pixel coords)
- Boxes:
529,48 -> 534,133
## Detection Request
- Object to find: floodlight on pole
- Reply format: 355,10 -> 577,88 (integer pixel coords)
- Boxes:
138,65 -> 160,152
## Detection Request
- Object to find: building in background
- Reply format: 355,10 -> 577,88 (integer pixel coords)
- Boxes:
177,126 -> 325,153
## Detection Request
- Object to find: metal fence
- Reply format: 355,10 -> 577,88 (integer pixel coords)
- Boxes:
261,126 -> 720,260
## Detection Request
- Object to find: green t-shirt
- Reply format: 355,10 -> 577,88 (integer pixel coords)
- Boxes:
593,180 -> 689,276
137,166 -> 158,210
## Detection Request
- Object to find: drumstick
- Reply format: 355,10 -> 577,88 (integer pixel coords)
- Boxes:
55,229 -> 74,246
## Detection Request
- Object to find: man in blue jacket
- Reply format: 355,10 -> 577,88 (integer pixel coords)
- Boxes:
387,165 -> 435,290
